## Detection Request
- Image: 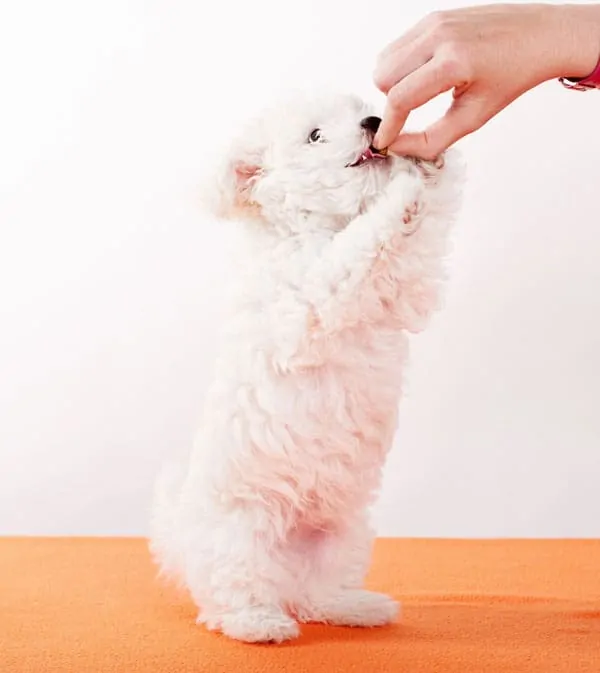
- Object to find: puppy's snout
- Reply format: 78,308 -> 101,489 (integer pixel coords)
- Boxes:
359,116 -> 382,135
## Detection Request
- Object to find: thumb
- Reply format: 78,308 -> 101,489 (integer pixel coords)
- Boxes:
388,100 -> 483,160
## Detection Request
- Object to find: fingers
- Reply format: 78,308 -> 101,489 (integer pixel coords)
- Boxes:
375,22 -> 430,83
387,99 -> 482,159
375,10 -> 457,70
373,56 -> 462,150
373,35 -> 432,94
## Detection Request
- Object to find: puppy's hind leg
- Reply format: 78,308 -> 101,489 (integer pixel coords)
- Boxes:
189,511 -> 300,644
294,518 -> 399,628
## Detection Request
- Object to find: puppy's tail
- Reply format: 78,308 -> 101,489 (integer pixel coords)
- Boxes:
148,461 -> 187,585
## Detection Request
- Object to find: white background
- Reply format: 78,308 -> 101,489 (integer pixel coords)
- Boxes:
1,0 -> 599,538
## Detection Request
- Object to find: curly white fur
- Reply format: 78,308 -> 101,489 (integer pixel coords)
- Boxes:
150,91 -> 464,643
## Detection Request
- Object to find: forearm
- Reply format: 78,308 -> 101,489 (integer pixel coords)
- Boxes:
552,3 -> 600,80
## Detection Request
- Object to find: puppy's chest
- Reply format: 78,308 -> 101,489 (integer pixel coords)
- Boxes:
264,240 -> 324,294
233,245 -> 321,319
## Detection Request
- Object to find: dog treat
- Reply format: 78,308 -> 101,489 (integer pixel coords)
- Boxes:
347,145 -> 389,168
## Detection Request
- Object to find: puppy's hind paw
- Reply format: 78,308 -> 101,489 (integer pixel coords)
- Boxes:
297,589 -> 399,627
207,606 -> 300,644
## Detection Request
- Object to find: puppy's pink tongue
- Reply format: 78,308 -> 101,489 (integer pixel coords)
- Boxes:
348,149 -> 372,167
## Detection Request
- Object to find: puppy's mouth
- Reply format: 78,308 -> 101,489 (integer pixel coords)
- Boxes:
346,145 -> 389,168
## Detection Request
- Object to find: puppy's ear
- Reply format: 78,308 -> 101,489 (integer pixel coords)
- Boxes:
201,123 -> 266,221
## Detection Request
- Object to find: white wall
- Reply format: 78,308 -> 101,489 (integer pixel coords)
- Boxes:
1,0 -> 599,538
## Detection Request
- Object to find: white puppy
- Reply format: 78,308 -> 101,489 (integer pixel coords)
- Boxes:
150,91 -> 463,644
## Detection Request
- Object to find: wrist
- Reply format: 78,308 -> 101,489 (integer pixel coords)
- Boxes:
552,3 -> 600,80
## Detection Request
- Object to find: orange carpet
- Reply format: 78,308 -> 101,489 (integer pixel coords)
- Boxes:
1,538 -> 599,672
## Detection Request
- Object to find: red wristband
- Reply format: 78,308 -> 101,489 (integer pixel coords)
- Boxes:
560,53 -> 600,90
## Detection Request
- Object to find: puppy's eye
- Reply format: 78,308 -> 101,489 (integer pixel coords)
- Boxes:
308,128 -> 324,144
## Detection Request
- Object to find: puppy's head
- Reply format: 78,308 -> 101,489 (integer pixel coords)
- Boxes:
206,92 -> 431,233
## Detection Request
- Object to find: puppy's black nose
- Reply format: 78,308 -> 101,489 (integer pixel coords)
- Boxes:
360,116 -> 382,134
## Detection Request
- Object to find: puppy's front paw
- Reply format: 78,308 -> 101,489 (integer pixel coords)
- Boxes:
380,173 -> 424,231
205,606 -> 300,644
413,154 -> 445,183
297,589 -> 399,627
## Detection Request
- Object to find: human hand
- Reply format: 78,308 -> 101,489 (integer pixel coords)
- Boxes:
373,3 -> 600,159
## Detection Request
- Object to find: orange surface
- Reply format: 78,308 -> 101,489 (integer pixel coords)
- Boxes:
1,537 -> 600,673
